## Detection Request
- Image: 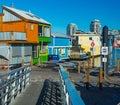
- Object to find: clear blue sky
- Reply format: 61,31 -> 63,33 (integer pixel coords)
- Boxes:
0,0 -> 120,34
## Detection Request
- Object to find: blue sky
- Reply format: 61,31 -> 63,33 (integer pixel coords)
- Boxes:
0,0 -> 120,34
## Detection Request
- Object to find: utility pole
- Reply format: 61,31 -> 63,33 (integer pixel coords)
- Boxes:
102,26 -> 108,78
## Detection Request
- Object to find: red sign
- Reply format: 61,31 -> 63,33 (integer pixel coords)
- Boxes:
113,41 -> 118,47
91,41 -> 95,47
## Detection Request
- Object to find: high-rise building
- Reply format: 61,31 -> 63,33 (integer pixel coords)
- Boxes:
66,23 -> 78,36
90,19 -> 101,34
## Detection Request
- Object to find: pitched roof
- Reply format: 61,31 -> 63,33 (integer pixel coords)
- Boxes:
2,5 -> 51,25
51,32 -> 71,38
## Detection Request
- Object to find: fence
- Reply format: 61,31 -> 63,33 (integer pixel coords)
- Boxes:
59,65 -> 85,105
0,65 -> 31,105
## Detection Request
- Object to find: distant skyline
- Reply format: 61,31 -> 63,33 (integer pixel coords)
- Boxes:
0,0 -> 120,34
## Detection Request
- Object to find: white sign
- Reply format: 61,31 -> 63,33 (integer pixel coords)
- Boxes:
102,57 -> 107,62
101,47 -> 108,55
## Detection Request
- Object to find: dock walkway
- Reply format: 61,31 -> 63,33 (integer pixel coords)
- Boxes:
10,66 -> 62,105
6,63 -> 120,105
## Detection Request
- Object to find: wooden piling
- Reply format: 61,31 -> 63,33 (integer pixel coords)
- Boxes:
86,60 -> 90,89
99,68 -> 103,89
116,59 -> 120,71
78,61 -> 80,74
22,59 -> 24,66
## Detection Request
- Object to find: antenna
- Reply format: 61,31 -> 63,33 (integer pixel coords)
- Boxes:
12,2 -> 14,8
29,10 -> 31,13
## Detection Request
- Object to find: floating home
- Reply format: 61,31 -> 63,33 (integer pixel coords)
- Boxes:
48,33 -> 72,61
74,33 -> 101,56
0,5 -> 51,67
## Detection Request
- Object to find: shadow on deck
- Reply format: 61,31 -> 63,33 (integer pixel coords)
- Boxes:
36,79 -> 62,105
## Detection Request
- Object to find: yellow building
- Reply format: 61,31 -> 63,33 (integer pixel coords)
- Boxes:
75,33 -> 101,56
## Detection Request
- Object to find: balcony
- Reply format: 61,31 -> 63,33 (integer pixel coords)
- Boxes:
38,36 -> 51,43
0,32 -> 26,40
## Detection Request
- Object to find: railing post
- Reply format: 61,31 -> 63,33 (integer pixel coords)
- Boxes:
59,65 -> 85,105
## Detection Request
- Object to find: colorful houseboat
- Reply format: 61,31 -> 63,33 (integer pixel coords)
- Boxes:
48,32 -> 72,61
0,5 -> 51,67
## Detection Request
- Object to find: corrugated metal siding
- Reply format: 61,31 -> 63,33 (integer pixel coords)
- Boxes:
14,32 -> 26,40
0,32 -> 11,40
12,44 -> 22,56
0,44 -> 32,65
0,32 -> 26,40
24,56 -> 31,62
3,10 -> 21,22
10,57 -> 22,64
24,45 -> 32,55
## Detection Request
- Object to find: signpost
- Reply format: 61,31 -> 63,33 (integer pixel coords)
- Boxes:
101,47 -> 108,55
91,41 -> 95,67
91,41 -> 95,47
102,26 -> 108,78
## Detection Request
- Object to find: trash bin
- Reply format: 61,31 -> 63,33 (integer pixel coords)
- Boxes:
48,55 -> 59,61
52,55 -> 59,60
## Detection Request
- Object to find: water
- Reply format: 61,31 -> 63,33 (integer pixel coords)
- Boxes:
90,48 -> 120,69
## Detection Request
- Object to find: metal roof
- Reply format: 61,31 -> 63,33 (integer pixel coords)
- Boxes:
2,5 -> 51,24
51,32 -> 71,38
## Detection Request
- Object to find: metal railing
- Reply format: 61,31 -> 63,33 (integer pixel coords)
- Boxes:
59,65 -> 85,105
0,65 -> 31,105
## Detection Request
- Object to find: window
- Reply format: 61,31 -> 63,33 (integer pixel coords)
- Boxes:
12,44 -> 22,56
40,45 -> 46,54
53,48 -> 57,55
38,26 -> 42,36
24,44 -> 32,55
30,24 -> 34,30
60,48 -> 65,55
44,26 -> 50,37
89,37 -> 92,40
32,45 -> 38,58
38,25 -> 50,37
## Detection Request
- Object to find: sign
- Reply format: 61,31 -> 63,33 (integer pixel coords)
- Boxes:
113,41 -> 118,47
101,47 -> 108,55
102,57 -> 107,62
91,41 -> 95,47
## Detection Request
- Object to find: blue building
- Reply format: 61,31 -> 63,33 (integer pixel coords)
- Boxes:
48,32 -> 72,61
108,34 -> 120,66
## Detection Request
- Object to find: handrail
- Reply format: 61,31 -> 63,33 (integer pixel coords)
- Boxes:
0,65 -> 31,105
59,65 -> 85,105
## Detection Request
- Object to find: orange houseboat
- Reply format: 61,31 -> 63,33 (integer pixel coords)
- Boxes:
0,5 -> 51,67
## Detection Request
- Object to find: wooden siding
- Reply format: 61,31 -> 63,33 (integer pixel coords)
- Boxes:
1,21 -> 38,43
2,21 -> 26,32
26,22 -> 38,43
